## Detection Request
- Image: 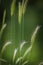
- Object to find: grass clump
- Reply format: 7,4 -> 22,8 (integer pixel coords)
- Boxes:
0,0 -> 40,65
0,26 -> 40,65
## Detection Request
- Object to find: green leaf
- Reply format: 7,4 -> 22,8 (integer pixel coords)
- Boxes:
18,0 -> 28,24
20,41 -> 27,52
18,2 -> 22,24
2,10 -> 6,26
23,26 -> 40,59
0,10 -> 6,39
23,45 -> 32,59
11,0 -> 15,16
13,48 -> 18,62
16,57 -> 22,64
1,41 -> 12,54
22,0 -> 28,15
31,26 -> 40,45
0,24 -> 7,39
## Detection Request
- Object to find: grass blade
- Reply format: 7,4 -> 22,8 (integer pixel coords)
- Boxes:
1,41 -> 12,54
20,41 -> 27,51
0,10 -> 6,39
22,60 -> 29,65
11,0 -> 15,16
23,26 -> 40,58
18,2 -> 22,24
16,57 -> 22,64
0,58 -> 7,62
22,0 -> 28,15
18,0 -> 28,24
13,48 -> 18,62
0,24 -> 7,39
31,26 -> 40,45
23,45 -> 32,58
2,10 -> 6,26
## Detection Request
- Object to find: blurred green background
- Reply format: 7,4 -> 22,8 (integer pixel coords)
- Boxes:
0,0 -> 43,65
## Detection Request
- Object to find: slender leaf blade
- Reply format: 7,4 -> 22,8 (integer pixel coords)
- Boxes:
1,41 -> 12,54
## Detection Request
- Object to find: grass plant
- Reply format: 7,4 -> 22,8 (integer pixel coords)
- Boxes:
0,0 -> 40,65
